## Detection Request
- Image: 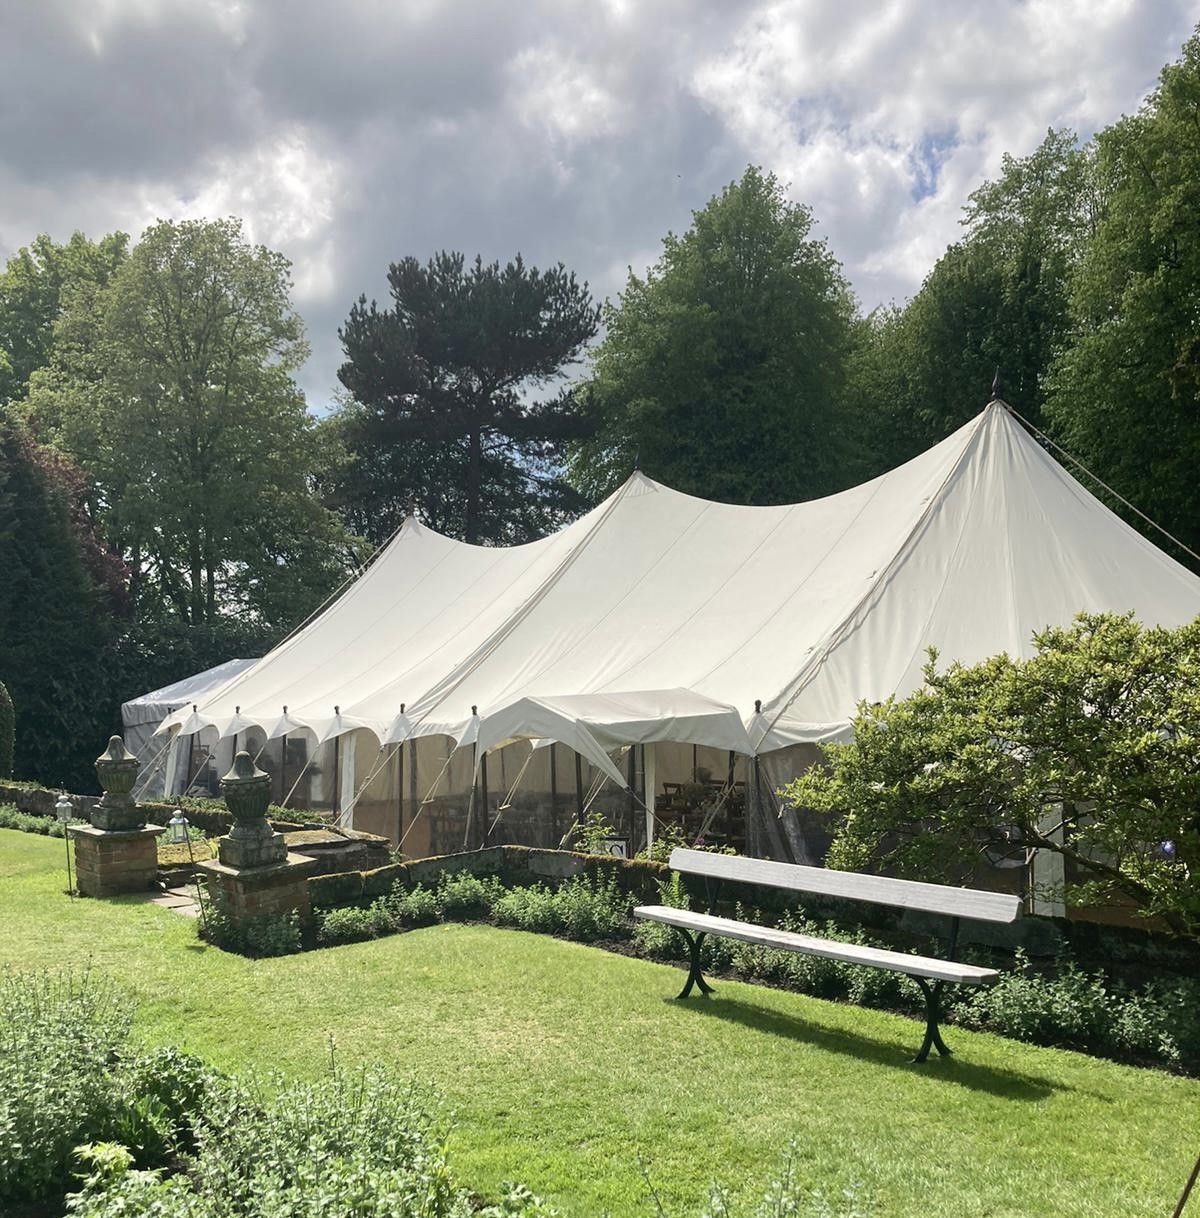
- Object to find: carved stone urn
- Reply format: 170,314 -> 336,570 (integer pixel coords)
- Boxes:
218,751 -> 286,869
91,735 -> 144,831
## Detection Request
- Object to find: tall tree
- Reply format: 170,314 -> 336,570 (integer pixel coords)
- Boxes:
23,218 -> 351,630
0,414 -> 118,790
1044,29 -> 1200,558
337,252 -> 599,545
0,231 -> 128,404
568,167 -> 856,504
847,129 -> 1092,472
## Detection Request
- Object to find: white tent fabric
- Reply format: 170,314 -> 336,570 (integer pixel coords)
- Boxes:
156,405 -> 1200,767
122,657 -> 257,797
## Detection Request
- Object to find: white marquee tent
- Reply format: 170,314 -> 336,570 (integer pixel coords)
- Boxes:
155,403 -> 1200,860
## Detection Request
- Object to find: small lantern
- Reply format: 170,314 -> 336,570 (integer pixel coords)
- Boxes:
56,793 -> 75,897
167,809 -> 190,845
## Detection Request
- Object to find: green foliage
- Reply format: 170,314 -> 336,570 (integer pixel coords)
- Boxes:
67,1068 -> 477,1218
383,883 -> 442,927
846,129 -> 1091,470
633,870 -> 692,958
0,803 -> 84,836
336,251 -> 599,545
203,894 -> 303,958
436,869 -> 503,919
0,682 -> 12,779
782,613 -> 1200,940
317,904 -> 383,946
0,415 -> 119,790
0,231 -> 128,405
0,970 -> 213,1208
492,875 -> 629,942
1044,31 -> 1200,558
951,952 -> 1200,1069
570,166 -> 856,504
574,807 -> 617,855
23,217 -> 353,632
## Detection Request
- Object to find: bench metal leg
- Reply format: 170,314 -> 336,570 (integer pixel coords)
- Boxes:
676,929 -> 714,999
911,978 -> 951,1063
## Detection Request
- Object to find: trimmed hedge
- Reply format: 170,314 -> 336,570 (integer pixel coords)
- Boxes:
0,680 -> 13,779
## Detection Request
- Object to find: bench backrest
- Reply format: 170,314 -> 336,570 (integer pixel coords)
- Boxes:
668,848 -> 1022,924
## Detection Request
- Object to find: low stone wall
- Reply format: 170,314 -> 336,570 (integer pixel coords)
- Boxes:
0,781 -> 99,820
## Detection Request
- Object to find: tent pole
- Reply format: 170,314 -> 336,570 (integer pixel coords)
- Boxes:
332,737 -> 341,818
396,736 -> 405,849
644,742 -> 657,855
409,740 -> 418,853
574,750 -> 584,821
549,743 -> 560,848
626,747 -> 636,842
481,751 -> 490,846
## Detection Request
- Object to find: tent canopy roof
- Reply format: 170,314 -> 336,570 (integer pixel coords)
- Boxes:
158,404 -> 1200,757
122,658 -> 257,728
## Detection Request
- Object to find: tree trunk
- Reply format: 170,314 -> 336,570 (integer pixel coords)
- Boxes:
465,427 -> 482,544
189,533 -> 204,624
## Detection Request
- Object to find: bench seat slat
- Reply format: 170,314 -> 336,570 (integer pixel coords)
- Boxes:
667,848 -> 1022,924
633,906 -> 999,986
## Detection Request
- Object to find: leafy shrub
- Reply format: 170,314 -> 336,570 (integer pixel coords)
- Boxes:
573,807 -> 618,854
952,952 -> 1200,1068
633,872 -> 692,959
202,894 -> 302,958
493,882 -> 562,935
437,870 -> 503,919
318,905 -> 383,946
783,614 -> 1200,941
556,875 -> 629,941
0,803 -> 84,837
0,971 -> 211,1208
67,1069 -> 480,1218
492,876 -> 629,942
385,883 -> 441,927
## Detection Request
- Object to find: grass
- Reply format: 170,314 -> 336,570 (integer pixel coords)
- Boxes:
2,828 -> 1198,1217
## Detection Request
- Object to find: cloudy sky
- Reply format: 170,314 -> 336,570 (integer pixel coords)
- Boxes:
1,0 -> 1195,408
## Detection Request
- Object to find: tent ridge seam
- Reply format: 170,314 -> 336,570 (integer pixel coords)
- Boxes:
756,408 -> 991,748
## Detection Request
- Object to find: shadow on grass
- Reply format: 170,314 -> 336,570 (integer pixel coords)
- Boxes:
669,993 -> 1062,1101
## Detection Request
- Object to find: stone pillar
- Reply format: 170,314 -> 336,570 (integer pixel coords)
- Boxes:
69,736 -> 163,897
196,752 -> 316,925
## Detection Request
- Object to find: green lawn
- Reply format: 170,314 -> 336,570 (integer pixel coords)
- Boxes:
2,828 -> 1197,1217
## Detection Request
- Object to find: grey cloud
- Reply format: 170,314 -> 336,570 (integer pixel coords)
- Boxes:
0,0 -> 1195,408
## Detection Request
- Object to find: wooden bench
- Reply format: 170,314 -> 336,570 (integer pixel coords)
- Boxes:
634,848 -> 1023,1062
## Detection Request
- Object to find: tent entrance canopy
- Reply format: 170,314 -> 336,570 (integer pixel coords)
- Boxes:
122,658 -> 257,799
156,403 -> 1200,777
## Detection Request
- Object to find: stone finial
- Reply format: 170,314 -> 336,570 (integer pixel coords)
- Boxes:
92,734 -> 144,831
218,750 -> 284,869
